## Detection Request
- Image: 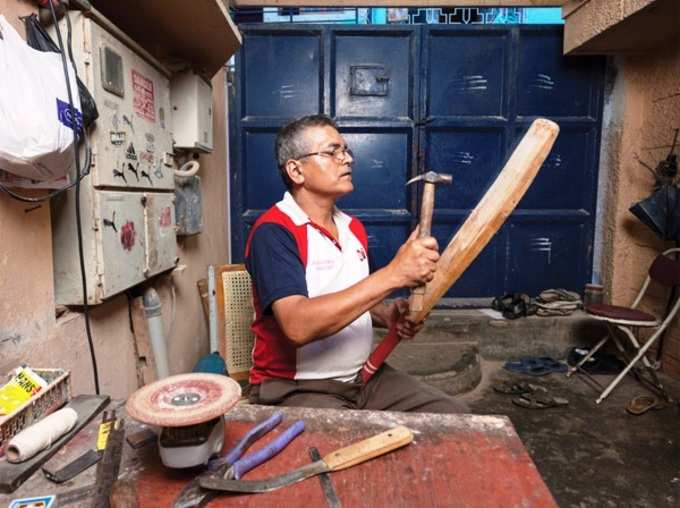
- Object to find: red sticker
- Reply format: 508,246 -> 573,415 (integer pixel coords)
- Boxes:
159,206 -> 172,228
120,221 -> 136,251
140,151 -> 154,165
132,70 -> 155,122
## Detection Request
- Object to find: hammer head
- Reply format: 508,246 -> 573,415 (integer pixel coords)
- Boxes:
406,171 -> 453,187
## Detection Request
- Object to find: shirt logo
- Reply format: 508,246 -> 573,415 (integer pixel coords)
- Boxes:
357,248 -> 367,262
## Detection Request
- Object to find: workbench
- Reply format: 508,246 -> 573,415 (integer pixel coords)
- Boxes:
3,403 -> 557,507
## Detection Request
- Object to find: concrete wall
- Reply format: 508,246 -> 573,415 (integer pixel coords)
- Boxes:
597,36 -> 680,375
0,0 -> 229,398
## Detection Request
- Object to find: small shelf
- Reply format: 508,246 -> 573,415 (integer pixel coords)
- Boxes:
91,0 -> 241,77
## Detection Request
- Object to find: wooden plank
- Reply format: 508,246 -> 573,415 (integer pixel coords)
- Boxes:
0,395 -> 110,494
91,0 -> 241,77
129,297 -> 158,386
234,0 -> 566,6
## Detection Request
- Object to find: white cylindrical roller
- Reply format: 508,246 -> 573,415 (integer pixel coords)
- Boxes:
6,407 -> 78,463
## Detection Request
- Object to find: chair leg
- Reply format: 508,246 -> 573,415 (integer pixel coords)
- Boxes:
616,325 -> 655,369
566,335 -> 609,378
596,327 -> 666,404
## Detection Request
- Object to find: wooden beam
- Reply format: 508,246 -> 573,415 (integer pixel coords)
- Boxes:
233,1 -> 566,6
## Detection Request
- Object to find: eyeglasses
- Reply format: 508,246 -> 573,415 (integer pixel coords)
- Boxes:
297,146 -> 354,162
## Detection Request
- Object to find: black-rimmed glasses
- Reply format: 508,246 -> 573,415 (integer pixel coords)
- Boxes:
297,146 -> 354,162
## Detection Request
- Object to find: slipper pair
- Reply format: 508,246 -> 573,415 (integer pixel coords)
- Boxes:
535,289 -> 582,317
493,379 -> 569,409
512,393 -> 569,409
504,356 -> 568,376
492,380 -> 547,395
626,394 -> 665,415
491,293 -> 537,319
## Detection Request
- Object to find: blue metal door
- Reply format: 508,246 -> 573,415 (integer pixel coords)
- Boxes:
230,24 -> 604,299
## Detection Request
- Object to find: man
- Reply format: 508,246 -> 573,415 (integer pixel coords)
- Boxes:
245,114 -> 467,413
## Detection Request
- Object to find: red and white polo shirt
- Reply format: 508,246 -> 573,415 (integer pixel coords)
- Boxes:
245,192 -> 371,384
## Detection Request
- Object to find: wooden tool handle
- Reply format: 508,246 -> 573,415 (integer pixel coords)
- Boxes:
408,182 -> 435,318
417,182 -> 435,239
323,425 -> 413,472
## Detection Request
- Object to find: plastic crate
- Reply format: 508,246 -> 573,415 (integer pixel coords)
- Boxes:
0,368 -> 71,452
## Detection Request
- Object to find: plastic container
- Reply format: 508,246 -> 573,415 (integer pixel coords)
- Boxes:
584,283 -> 604,307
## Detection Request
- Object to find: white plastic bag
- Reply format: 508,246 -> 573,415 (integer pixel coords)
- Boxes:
0,15 -> 81,181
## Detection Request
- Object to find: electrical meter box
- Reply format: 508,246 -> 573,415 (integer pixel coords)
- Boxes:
50,10 -> 177,305
170,72 -> 214,152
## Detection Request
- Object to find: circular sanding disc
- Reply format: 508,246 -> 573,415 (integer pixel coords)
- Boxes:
126,373 -> 242,427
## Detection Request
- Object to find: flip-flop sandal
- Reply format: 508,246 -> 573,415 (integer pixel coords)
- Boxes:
626,394 -> 659,415
512,393 -> 569,409
504,359 -> 553,376
534,357 -> 568,373
492,380 -> 547,395
504,357 -> 567,376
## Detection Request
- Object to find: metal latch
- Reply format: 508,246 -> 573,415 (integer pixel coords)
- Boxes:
350,65 -> 390,97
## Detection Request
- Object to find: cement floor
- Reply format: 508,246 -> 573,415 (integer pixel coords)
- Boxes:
462,361 -> 680,508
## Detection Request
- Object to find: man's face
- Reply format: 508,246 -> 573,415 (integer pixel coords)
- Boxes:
289,125 -> 354,198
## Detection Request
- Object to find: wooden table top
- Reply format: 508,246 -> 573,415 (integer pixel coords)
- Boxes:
4,403 -> 557,507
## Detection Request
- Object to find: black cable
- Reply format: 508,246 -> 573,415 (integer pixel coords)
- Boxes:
47,0 -> 100,394
0,147 -> 91,202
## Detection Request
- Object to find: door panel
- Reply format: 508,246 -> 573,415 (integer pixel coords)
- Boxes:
333,32 -> 415,119
517,29 -> 599,119
337,130 -> 412,210
426,127 -> 506,210
428,29 -> 509,118
231,24 -> 604,299
243,32 -> 323,117
508,222 -> 586,295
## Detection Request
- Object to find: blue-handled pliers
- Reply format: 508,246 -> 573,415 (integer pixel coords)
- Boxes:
208,411 -> 305,479
172,412 -> 304,508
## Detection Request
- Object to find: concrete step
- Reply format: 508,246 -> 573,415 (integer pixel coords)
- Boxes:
373,309 -> 605,396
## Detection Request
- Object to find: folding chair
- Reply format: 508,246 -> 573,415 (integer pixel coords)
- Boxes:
567,247 -> 680,404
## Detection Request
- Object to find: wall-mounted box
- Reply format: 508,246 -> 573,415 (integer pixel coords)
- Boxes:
50,10 -> 177,305
171,72 -> 214,152
175,175 -> 203,236
52,190 -> 176,305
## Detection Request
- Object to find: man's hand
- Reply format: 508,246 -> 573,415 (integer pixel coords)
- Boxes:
385,227 -> 439,289
388,299 -> 425,340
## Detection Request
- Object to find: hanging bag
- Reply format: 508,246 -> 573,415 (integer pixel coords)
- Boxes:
0,15 -> 81,181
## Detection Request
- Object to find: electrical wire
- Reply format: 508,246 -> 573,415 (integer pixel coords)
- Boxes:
47,0 -> 100,394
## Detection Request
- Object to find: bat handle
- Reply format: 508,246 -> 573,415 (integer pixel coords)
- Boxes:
360,321 -> 400,383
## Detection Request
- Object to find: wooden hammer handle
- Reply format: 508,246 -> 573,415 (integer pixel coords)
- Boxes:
408,182 -> 436,318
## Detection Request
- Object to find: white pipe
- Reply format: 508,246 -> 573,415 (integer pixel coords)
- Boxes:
175,160 -> 200,178
143,287 -> 170,379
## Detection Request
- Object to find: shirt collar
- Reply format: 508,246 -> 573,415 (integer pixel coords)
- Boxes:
277,191 -> 351,228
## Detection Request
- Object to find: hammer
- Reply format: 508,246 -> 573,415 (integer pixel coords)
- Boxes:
405,170 -> 452,320
360,170 -> 452,383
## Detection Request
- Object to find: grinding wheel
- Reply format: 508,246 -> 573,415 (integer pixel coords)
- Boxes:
126,373 -> 242,427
